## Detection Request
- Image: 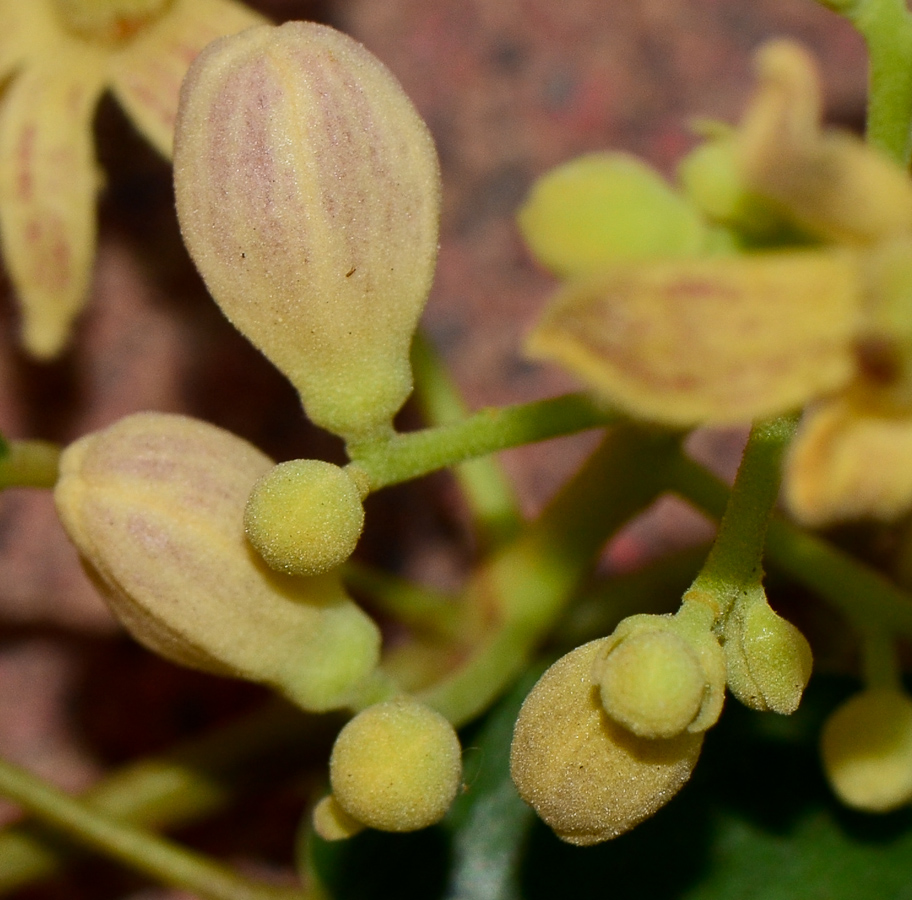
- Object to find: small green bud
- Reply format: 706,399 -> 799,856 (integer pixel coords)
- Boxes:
312,795 -> 365,842
329,697 -> 463,833
723,586 -> 812,714
245,460 -> 364,577
174,22 -> 441,445
592,611 -> 726,738
821,688 -> 912,813
594,630 -> 706,740
510,639 -> 703,845
54,413 -> 381,712
518,152 -> 708,277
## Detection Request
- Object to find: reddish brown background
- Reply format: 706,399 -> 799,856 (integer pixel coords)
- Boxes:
0,1 -> 866,896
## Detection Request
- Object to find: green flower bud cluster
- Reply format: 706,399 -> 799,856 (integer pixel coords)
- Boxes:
511,585 -> 812,845
314,696 -> 463,839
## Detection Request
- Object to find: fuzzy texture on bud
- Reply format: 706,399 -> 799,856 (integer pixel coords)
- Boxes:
245,459 -> 364,576
329,696 -> 463,832
821,688 -> 912,812
174,22 -> 441,445
510,639 -> 703,845
723,586 -> 812,714
592,611 -> 726,738
54,412 -> 380,711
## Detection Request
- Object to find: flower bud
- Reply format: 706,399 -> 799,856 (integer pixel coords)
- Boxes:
174,22 -> 441,445
518,152 -> 709,277
723,586 -> 812,714
54,412 -> 381,711
821,688 -> 912,812
245,459 -> 365,577
328,696 -> 462,832
592,611 -> 726,738
510,639 -> 703,845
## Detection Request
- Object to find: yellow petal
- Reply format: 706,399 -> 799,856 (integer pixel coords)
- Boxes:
108,0 -> 267,158
527,250 -> 861,426
785,395 -> 912,525
0,45 -> 107,358
0,1 -> 64,82
739,40 -> 912,244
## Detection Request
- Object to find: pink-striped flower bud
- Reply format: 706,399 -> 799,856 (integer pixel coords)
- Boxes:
174,22 -> 441,445
54,412 -> 381,711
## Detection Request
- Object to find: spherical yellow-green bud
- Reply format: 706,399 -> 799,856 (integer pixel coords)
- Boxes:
245,460 -> 364,577
174,22 -> 441,445
510,640 -> 703,845
329,697 -> 463,832
821,688 -> 912,813
723,586 -> 812,715
594,630 -> 707,740
54,412 -> 380,712
591,611 -> 726,739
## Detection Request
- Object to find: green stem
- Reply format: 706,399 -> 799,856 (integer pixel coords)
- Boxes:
348,393 -> 615,491
420,426 -> 678,725
843,0 -> 912,163
667,449 -> 912,638
342,559 -> 463,639
686,415 -> 798,617
0,702 -> 323,893
0,756 -> 308,900
860,625 -> 901,689
411,331 -> 522,546
0,440 -> 60,489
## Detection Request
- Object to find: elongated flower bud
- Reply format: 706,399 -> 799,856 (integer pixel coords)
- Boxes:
174,22 -> 441,445
54,412 -> 381,711
510,640 -> 703,845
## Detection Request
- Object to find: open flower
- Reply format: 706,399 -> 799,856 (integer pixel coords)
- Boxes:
522,39 -> 912,527
0,0 -> 265,358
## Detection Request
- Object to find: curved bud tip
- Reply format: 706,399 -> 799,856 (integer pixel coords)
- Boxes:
174,21 -> 441,444
329,696 -> 463,832
510,640 -> 703,845
245,459 -> 365,576
821,688 -> 912,813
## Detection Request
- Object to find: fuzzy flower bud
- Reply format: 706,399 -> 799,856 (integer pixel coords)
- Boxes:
244,459 -> 365,577
592,611 -> 726,739
821,688 -> 912,813
510,639 -> 703,845
54,412 -> 381,712
326,696 -> 463,833
723,586 -> 812,714
174,22 -> 441,445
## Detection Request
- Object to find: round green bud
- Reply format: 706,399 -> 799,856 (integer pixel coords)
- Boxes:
595,630 -> 707,739
330,697 -> 463,832
821,688 -> 912,813
245,460 -> 364,576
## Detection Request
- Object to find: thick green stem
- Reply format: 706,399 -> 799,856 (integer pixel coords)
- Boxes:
0,441 -> 60,489
686,415 -> 798,617
348,393 -> 615,491
0,756 -> 308,900
411,331 -> 522,546
419,426 -> 678,725
831,0 -> 912,163
668,449 -> 912,638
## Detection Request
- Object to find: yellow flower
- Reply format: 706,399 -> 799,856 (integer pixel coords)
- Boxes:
522,39 -> 912,526
0,0 -> 265,358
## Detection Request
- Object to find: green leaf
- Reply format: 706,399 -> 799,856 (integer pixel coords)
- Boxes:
442,667 -> 542,900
